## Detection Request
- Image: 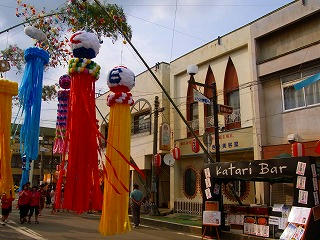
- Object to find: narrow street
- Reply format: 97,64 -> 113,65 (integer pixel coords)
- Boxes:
0,208 -> 202,240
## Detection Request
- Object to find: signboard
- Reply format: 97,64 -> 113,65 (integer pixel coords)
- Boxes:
218,104 -> 233,115
159,123 -> 171,151
193,89 -> 211,104
176,127 -> 253,155
203,211 -> 221,226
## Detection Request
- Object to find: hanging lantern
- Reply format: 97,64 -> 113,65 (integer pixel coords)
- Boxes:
192,138 -> 200,153
315,140 -> 320,154
154,153 -> 162,167
291,142 -> 305,157
171,147 -> 181,160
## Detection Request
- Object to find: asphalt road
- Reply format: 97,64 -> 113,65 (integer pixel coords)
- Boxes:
0,208 -> 202,240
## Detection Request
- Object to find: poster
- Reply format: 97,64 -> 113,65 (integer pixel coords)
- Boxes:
213,183 -> 220,195
272,204 -> 284,212
288,206 -> 311,225
311,164 -> 317,177
296,162 -> 306,176
205,178 -> 211,188
280,223 -> 297,240
279,217 -> 288,230
313,177 -> 318,191
298,190 -> 308,205
263,225 -> 269,238
205,188 -> 212,199
291,226 -> 305,240
203,211 -> 221,226
296,176 -> 306,190
314,192 -> 319,206
204,168 -> 211,178
243,223 -> 250,234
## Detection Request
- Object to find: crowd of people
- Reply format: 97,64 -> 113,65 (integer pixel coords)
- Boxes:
1,182 -> 58,225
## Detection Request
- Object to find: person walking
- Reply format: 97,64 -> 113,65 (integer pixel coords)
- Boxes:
1,192 -> 14,225
39,184 -> 46,216
130,184 -> 143,228
50,187 -> 55,214
18,184 -> 31,224
28,186 -> 40,224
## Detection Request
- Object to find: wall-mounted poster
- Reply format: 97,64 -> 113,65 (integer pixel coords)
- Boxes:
296,162 -> 306,176
159,123 -> 171,151
298,190 -> 308,205
296,176 -> 306,190
288,207 -> 311,225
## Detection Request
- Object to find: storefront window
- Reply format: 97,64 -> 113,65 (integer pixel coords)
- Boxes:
184,168 -> 197,198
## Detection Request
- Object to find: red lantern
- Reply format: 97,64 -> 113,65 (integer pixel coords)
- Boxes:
154,153 -> 162,167
171,147 -> 181,160
315,140 -> 320,154
291,142 -> 305,157
192,138 -> 200,153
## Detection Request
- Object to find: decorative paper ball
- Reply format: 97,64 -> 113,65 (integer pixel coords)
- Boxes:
70,31 -> 100,59
107,66 -> 135,93
24,26 -> 46,41
59,75 -> 71,89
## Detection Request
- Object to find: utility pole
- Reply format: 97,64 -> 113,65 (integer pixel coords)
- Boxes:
212,82 -> 220,163
150,96 -> 162,216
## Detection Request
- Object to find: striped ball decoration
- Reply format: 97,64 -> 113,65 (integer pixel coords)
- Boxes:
291,142 -> 305,157
154,153 -> 162,167
171,147 -> 181,160
315,140 -> 320,154
70,31 -> 100,59
59,74 -> 71,89
192,138 -> 200,153
68,58 -> 100,80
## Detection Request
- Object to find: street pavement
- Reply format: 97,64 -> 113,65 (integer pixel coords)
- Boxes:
0,208 -> 202,240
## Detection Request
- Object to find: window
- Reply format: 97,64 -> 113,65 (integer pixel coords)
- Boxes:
282,67 -> 320,111
190,102 -> 198,121
227,90 -> 240,110
132,110 -> 151,135
184,168 -> 197,198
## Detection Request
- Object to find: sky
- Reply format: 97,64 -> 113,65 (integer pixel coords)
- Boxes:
0,0 -> 293,127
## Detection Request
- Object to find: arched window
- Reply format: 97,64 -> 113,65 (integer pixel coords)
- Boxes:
186,81 -> 199,137
183,167 -> 197,199
131,98 -> 152,135
224,57 -> 241,130
203,66 -> 216,133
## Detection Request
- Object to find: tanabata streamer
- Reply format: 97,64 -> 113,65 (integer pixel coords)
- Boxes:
99,66 -> 135,236
0,79 -> 18,196
18,47 -> 49,190
57,31 -> 102,213
53,75 -> 71,154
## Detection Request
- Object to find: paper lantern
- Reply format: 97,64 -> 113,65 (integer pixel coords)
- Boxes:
192,138 -> 200,153
172,147 -> 181,160
315,140 -> 320,154
291,142 -> 305,157
154,153 -> 162,167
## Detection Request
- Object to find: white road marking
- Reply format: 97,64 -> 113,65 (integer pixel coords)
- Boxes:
176,232 -> 202,239
3,220 -> 47,240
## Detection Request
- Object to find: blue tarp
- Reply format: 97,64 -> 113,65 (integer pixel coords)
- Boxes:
294,72 -> 320,90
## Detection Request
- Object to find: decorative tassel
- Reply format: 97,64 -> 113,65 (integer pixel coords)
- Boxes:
99,66 -> 135,236
18,47 -> 49,190
0,79 -> 18,196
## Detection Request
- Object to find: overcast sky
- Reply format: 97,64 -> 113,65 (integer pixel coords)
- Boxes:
0,0 -> 293,127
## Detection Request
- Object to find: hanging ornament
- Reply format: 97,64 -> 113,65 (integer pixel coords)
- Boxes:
192,138 -> 200,153
0,79 -> 18,197
18,47 -> 49,190
55,31 -> 102,214
99,66 -> 145,236
154,153 -> 162,167
53,75 -> 71,155
171,147 -> 181,160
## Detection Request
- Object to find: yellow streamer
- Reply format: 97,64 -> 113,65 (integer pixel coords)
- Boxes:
99,103 -> 131,236
0,78 -> 18,197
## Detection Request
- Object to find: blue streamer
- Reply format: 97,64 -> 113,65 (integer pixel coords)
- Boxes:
18,47 -> 49,190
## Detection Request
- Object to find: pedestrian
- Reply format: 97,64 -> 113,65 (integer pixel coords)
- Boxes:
28,186 -> 40,224
50,187 -> 55,214
1,192 -> 14,225
46,185 -> 51,208
39,184 -> 46,215
18,184 -> 31,224
130,184 -> 143,228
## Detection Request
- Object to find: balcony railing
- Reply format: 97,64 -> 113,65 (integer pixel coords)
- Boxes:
187,119 -> 199,132
131,120 -> 151,135
225,108 -> 241,124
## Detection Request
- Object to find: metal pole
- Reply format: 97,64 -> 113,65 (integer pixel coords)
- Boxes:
150,96 -> 160,216
212,82 -> 220,162
93,0 -> 214,163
